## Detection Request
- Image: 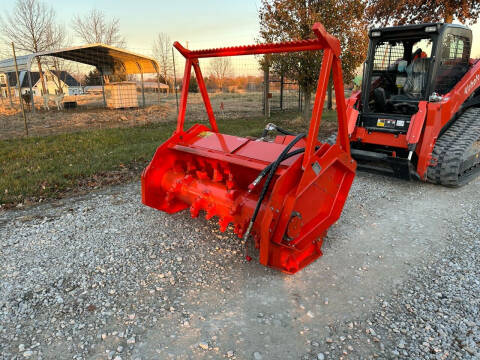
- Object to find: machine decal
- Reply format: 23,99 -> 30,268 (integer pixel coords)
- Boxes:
377,119 -> 396,128
464,74 -> 480,95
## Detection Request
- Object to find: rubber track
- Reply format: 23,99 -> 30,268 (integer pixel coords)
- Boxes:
427,107 -> 480,187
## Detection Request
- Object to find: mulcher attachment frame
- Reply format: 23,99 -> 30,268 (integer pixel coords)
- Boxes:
142,23 -> 356,273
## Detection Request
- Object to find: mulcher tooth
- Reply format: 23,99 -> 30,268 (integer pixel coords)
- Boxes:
226,189 -> 238,200
196,170 -> 209,180
212,166 -> 224,182
205,204 -> 216,220
186,160 -> 197,173
182,174 -> 194,185
218,217 -> 231,232
223,170 -> 236,190
174,160 -> 185,173
190,198 -> 204,218
234,223 -> 245,238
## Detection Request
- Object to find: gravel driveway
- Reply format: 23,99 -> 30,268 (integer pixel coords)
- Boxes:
0,173 -> 479,360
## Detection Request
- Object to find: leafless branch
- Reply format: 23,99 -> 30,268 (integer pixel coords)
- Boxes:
0,0 -> 62,53
0,0 -> 65,94
152,32 -> 172,89
72,9 -> 126,47
209,58 -> 232,91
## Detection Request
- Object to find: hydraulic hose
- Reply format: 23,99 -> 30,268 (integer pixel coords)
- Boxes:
243,133 -> 306,241
248,148 -> 305,191
274,125 -> 296,136
248,145 -> 320,191
261,123 -> 296,138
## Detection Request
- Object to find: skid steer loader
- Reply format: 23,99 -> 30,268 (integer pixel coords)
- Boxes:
330,23 -> 480,186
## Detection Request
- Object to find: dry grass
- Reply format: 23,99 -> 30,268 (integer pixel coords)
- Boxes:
0,92 -> 272,140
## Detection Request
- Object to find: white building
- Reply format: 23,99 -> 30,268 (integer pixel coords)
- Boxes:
0,70 -> 83,97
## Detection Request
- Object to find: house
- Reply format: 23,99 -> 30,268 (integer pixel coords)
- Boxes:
0,70 -> 83,97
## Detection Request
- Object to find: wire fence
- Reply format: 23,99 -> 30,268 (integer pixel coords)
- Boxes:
0,49 -> 307,139
268,75 -> 301,112
176,55 -> 265,123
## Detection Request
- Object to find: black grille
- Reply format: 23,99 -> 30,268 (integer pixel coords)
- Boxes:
373,42 -> 404,71
434,34 -> 471,94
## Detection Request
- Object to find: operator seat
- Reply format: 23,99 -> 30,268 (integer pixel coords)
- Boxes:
402,57 -> 430,98
392,57 -> 430,100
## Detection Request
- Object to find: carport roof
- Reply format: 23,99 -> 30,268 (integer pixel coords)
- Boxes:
0,43 -> 159,75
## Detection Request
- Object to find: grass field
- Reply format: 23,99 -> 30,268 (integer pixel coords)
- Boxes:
0,110 -> 337,208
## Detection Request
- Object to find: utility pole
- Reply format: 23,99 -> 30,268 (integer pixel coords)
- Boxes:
12,42 -> 28,136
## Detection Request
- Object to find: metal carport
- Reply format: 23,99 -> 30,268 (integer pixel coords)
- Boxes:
0,43 -> 161,112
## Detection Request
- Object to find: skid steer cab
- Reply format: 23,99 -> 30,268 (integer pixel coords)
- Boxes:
141,23 -> 356,274
341,23 -> 480,186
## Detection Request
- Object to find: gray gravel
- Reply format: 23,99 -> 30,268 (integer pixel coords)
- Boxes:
301,181 -> 480,359
0,173 -> 479,359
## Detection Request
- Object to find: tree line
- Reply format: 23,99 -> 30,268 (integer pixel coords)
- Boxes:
0,0 -> 126,95
258,0 -> 480,121
1,0 -> 479,112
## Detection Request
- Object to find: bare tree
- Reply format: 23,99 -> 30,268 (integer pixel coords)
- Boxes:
209,58 -> 232,91
44,57 -> 74,95
72,9 -> 125,47
43,23 -> 69,94
0,0 -> 64,95
152,32 -> 172,92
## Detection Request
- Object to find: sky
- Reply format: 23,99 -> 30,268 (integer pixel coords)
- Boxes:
46,0 -> 262,53
40,0 -> 480,56
4,0 -> 480,70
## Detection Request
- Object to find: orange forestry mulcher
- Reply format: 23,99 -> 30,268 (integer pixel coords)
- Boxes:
142,23 -> 356,273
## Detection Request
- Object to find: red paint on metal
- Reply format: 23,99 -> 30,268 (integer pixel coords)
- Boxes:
142,23 -> 356,273
406,101 -> 427,146
176,59 -> 192,134
351,128 -> 409,148
345,92 -> 361,135
303,49 -> 333,169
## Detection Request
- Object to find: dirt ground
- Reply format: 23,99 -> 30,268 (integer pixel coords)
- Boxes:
0,92 -> 268,140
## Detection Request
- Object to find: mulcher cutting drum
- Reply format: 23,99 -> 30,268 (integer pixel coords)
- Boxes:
142,23 -> 356,273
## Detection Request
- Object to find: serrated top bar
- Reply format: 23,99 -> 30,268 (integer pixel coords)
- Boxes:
173,23 -> 341,59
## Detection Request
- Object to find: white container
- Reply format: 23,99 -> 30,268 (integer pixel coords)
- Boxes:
104,82 -> 138,109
